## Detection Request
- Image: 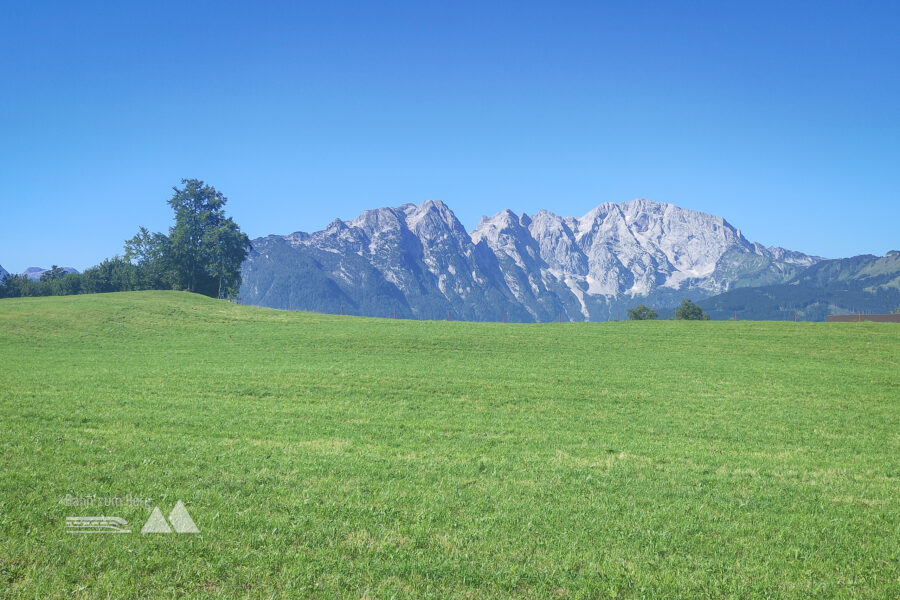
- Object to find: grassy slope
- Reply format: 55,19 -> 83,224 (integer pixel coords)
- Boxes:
0,291 -> 898,599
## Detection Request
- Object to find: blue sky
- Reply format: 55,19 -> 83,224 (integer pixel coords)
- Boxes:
1,1 -> 898,273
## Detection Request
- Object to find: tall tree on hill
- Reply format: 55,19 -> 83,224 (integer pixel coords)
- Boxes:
39,265 -> 68,282
166,179 -> 251,297
125,179 -> 251,298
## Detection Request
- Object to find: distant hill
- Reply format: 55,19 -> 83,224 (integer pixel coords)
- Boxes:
699,251 -> 900,320
0,264 -> 7,280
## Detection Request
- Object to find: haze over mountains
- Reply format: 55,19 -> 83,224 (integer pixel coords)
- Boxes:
239,198 -> 880,321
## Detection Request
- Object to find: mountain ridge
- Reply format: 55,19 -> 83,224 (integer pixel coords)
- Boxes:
240,198 -> 828,320
699,251 -> 900,320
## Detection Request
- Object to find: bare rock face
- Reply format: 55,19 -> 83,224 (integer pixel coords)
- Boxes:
241,198 -> 820,321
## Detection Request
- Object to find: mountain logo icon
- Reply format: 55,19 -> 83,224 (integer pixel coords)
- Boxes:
140,500 -> 200,534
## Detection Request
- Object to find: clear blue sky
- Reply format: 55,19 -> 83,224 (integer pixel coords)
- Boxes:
2,1 -> 898,273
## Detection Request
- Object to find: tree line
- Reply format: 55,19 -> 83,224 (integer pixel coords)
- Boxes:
0,179 -> 251,300
628,299 -> 709,320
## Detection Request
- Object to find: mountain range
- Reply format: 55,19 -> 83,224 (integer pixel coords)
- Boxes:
0,266 -> 81,283
699,251 -> 900,320
240,198 -> 897,321
2,201 -> 896,320
20,266 -> 80,281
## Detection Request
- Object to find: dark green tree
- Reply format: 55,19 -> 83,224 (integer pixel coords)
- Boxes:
0,274 -> 35,298
39,265 -> 68,282
125,226 -> 173,290
125,179 -> 251,298
165,179 -> 251,297
205,221 -> 251,298
674,299 -> 710,320
80,257 -> 139,293
55,273 -> 82,296
627,304 -> 658,320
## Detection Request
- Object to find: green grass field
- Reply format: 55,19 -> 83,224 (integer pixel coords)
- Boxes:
1,291 -> 898,598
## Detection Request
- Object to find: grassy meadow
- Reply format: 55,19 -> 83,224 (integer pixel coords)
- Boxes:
0,291 -> 898,598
